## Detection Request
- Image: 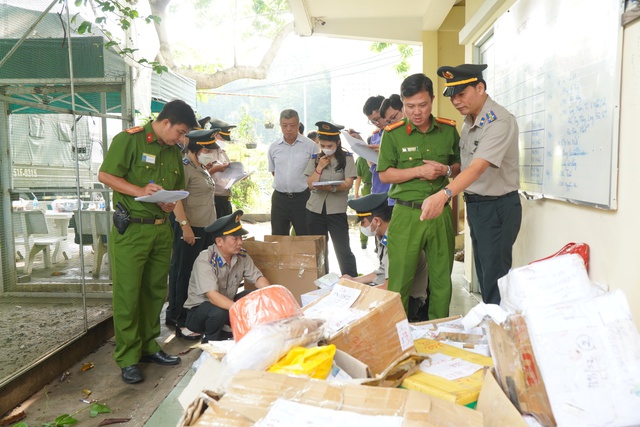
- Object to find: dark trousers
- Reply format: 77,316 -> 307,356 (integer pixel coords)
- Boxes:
306,207 -> 357,277
214,195 -> 232,218
185,289 -> 251,341
466,191 -> 522,305
271,189 -> 310,235
167,218 -> 214,327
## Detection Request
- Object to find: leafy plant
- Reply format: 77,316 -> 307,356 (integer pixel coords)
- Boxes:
12,402 -> 111,427
370,42 -> 415,77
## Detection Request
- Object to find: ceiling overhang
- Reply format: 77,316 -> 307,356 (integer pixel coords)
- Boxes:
288,0 -> 458,44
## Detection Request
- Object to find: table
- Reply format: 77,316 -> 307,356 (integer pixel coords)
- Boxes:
44,211 -> 72,262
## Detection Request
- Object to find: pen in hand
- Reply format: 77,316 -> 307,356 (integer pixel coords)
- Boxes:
180,237 -> 201,240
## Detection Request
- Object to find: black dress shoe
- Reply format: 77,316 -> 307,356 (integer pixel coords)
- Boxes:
139,350 -> 181,365
121,364 -> 143,384
175,327 -> 202,341
165,318 -> 177,328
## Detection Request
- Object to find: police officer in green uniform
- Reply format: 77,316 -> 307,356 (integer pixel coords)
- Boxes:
377,74 -> 461,319
99,99 -> 198,384
354,155 -> 373,248
346,192 -> 429,321
184,210 -> 270,343
422,64 -> 521,305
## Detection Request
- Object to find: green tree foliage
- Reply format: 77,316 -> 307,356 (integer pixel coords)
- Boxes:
371,42 -> 414,77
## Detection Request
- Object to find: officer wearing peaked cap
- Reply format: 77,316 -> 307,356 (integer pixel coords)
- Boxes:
346,193 -> 429,321
184,210 -> 270,343
305,121 -> 358,277
206,118 -> 238,217
422,63 -> 521,306
166,126 -> 222,342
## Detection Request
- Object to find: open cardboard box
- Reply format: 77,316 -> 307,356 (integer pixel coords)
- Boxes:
181,370 -> 485,427
243,235 -> 326,305
303,279 -> 417,378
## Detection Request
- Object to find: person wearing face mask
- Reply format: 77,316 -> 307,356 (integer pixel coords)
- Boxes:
166,128 -> 220,342
204,118 -> 237,218
345,192 -> 429,322
304,121 -> 358,277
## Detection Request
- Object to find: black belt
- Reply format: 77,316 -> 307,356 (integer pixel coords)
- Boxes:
129,217 -> 166,225
463,190 -> 518,203
395,200 -> 423,210
275,189 -> 309,199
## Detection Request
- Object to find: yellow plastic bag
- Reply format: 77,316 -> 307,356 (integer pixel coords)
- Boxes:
267,345 -> 336,379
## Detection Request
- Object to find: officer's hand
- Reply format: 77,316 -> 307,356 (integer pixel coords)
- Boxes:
420,192 -> 447,221
341,274 -> 354,280
347,129 -> 363,140
209,162 -> 229,174
157,202 -> 176,213
142,182 -> 163,196
315,185 -> 334,192
182,225 -> 196,245
368,144 -> 380,153
417,160 -> 444,180
317,155 -> 331,169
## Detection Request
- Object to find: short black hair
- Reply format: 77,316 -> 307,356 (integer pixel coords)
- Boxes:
468,80 -> 488,92
307,131 -> 318,140
299,122 -> 305,134
400,74 -> 434,99
380,94 -> 403,118
362,95 -> 384,116
156,99 -> 198,128
362,204 -> 393,224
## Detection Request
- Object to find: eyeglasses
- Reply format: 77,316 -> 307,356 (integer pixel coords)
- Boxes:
367,115 -> 383,126
386,111 -> 400,124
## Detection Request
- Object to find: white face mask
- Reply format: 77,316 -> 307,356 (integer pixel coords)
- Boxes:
197,152 -> 216,166
217,140 -> 226,150
322,148 -> 336,156
360,220 -> 378,237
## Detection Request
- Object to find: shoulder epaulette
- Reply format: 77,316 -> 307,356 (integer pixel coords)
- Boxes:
182,157 -> 190,165
384,120 -> 405,132
238,248 -> 247,257
311,153 -> 318,159
125,126 -> 144,134
436,117 -> 457,127
346,152 -> 353,156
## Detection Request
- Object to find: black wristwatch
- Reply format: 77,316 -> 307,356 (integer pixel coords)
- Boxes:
443,187 -> 453,202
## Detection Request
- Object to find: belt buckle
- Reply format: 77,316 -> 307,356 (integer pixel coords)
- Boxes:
285,192 -> 294,198
154,218 -> 164,225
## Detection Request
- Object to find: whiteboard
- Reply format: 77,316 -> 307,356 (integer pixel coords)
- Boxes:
487,0 -> 623,209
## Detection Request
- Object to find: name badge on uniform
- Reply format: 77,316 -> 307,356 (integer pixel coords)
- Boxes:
401,147 -> 418,153
142,153 -> 156,164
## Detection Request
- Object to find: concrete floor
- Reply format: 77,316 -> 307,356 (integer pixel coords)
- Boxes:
3,222 -> 480,426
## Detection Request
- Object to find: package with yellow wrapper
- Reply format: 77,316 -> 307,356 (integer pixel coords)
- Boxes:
268,344 -> 336,379
401,338 -> 493,407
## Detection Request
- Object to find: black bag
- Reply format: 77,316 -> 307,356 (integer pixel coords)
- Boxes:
113,202 -> 131,235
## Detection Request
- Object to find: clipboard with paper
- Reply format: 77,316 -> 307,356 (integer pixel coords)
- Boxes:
134,190 -> 189,203
215,162 -> 252,190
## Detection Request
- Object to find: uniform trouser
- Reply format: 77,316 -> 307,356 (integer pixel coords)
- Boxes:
215,195 -> 232,218
466,192 -> 522,305
110,221 -> 172,368
167,221 -> 214,327
271,190 -> 310,236
185,290 -> 251,341
387,203 -> 454,319
306,207 -> 358,277
358,183 -> 372,245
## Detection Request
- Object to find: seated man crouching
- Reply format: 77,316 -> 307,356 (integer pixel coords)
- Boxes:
184,210 -> 270,342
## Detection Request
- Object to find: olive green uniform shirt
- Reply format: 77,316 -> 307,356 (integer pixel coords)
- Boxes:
377,116 -> 460,202
99,121 -> 185,217
184,245 -> 264,309
304,153 -> 357,214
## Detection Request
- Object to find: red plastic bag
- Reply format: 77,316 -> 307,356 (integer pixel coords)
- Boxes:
529,242 -> 590,271
229,285 -> 303,342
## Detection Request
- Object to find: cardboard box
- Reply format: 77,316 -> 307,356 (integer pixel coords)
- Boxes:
486,316 -> 555,426
184,370 -> 484,427
401,339 -> 493,406
476,371 -> 529,427
242,235 -> 326,304
300,287 -> 330,306
303,279 -> 416,378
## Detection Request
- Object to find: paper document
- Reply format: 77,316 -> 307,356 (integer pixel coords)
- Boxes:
314,273 -> 341,290
134,190 -> 189,203
214,162 -> 252,190
312,180 -> 344,187
341,130 -> 379,163
419,353 -> 484,381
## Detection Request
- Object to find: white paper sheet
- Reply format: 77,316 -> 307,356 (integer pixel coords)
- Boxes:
255,398 -> 403,427
312,180 -> 345,186
419,353 -> 484,381
215,161 -> 252,181
314,273 -> 341,289
341,130 -> 379,163
134,190 -> 189,203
